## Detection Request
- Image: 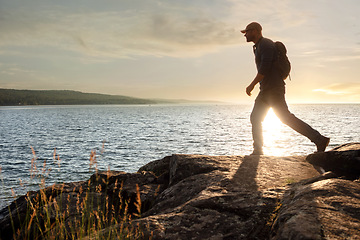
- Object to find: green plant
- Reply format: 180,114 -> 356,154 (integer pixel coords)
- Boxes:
285,178 -> 297,185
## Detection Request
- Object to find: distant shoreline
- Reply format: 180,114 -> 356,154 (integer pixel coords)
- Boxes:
0,88 -> 165,106
0,88 -> 225,106
1,88 -> 358,106
0,88 -> 222,106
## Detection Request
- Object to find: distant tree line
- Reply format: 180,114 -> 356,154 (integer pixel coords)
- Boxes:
0,89 -> 158,106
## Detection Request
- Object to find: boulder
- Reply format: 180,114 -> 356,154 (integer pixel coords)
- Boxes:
271,143 -> 360,239
306,143 -> 360,178
271,173 -> 360,240
100,154 -> 320,239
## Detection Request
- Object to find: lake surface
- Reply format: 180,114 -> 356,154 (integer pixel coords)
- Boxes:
1,104 -> 359,209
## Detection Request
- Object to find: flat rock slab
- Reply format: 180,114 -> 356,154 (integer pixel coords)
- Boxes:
106,154 -> 320,239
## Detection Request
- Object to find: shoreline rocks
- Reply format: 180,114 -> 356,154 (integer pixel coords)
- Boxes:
1,143 -> 359,239
306,143 -> 360,179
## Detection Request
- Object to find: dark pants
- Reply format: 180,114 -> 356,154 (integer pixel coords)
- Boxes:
250,88 -> 322,150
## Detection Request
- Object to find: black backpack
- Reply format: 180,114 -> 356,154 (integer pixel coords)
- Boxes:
274,41 -> 291,80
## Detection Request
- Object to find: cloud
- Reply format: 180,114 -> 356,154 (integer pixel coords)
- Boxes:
0,62 -> 57,89
313,82 -> 360,96
0,3 -> 241,59
4,0 -> 342,60
320,54 -> 360,63
0,62 -> 36,76
313,89 -> 349,95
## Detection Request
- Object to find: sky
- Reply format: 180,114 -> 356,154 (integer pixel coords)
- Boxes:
0,0 -> 359,103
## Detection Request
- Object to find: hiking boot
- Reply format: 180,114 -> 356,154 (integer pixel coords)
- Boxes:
315,136 -> 330,152
249,149 -> 264,156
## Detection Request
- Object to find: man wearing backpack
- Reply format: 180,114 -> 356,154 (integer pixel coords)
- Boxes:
241,22 -> 330,155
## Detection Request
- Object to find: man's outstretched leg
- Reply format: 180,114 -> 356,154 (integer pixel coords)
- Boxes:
272,96 -> 330,152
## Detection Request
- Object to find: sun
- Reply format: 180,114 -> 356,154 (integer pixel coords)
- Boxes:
263,108 -> 282,128
262,108 -> 287,156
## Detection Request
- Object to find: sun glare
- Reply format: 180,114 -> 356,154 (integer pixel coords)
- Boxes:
263,108 -> 282,128
262,108 -> 287,156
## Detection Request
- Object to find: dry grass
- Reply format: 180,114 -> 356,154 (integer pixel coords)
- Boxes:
1,146 -> 151,240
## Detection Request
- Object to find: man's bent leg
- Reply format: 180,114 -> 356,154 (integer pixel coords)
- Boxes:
250,95 -> 269,154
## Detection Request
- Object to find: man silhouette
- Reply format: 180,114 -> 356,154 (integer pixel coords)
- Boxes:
242,22 -> 330,155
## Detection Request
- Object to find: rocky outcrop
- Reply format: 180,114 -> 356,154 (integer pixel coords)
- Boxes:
270,143 -> 360,240
306,143 -> 360,178
131,154 -> 319,239
271,173 -> 360,240
0,143 -> 359,239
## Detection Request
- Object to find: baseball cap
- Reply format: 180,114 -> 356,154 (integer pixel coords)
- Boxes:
241,22 -> 262,33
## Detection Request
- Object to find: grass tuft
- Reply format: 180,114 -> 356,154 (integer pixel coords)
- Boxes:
1,146 -> 151,240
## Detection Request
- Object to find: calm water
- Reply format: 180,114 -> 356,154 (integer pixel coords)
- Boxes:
0,104 -> 359,209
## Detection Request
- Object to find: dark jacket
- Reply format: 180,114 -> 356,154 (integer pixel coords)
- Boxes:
254,37 -> 285,92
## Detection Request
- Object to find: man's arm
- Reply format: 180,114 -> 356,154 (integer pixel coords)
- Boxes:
246,73 -> 264,96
